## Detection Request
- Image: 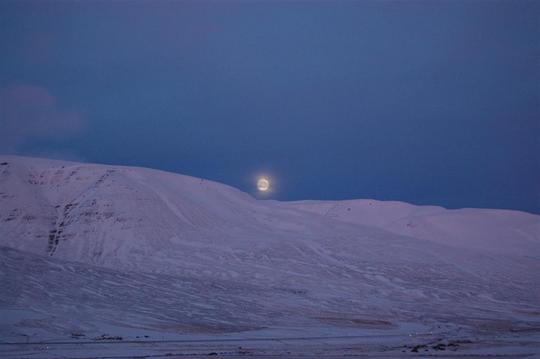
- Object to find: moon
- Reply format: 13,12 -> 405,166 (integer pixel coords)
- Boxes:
257,177 -> 270,192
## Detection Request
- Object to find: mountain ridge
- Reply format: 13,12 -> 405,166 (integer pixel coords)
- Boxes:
1,154 -> 538,264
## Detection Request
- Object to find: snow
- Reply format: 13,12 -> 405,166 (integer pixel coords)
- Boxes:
0,155 -> 539,357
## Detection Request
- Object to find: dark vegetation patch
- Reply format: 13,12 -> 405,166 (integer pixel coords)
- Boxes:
403,339 -> 470,353
71,331 -> 85,339
94,334 -> 123,341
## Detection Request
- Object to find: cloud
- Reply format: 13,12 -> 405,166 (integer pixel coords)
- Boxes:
0,85 -> 85,152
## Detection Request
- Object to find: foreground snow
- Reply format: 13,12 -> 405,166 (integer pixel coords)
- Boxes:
0,155 -> 539,357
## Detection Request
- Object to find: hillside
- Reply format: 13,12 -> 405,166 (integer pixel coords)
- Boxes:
1,155 -> 539,357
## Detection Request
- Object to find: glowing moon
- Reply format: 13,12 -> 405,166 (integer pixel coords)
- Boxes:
257,177 -> 270,192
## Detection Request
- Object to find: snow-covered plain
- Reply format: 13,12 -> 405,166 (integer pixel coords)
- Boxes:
1,155 -> 539,358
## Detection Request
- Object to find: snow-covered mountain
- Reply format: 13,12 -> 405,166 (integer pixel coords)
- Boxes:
1,155 -> 539,357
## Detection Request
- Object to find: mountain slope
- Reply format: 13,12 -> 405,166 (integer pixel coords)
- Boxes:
1,155 -> 539,356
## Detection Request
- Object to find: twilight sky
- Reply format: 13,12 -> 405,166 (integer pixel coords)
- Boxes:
1,1 -> 539,213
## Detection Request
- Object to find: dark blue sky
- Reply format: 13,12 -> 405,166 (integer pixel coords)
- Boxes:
1,1 -> 539,213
